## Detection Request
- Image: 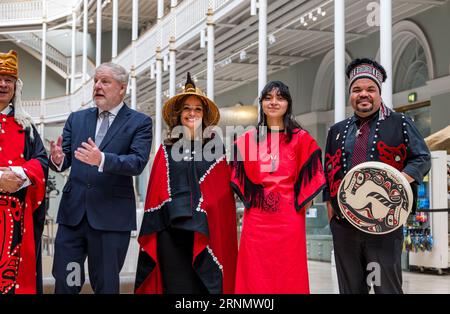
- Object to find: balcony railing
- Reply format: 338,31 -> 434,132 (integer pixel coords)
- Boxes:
19,0 -> 244,123
23,78 -> 94,123
0,0 -> 78,27
7,33 -> 69,76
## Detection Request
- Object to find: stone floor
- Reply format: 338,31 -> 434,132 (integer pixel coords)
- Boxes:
308,260 -> 450,294
41,256 -> 450,294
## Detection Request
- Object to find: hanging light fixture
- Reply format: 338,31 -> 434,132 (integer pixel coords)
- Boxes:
268,33 -> 276,45
240,50 -> 248,60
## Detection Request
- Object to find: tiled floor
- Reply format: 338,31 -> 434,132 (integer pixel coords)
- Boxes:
308,260 -> 450,294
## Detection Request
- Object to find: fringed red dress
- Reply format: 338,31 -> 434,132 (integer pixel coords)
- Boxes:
231,129 -> 326,294
135,141 -> 238,294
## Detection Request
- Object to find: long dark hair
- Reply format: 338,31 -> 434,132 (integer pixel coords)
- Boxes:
257,80 -> 302,142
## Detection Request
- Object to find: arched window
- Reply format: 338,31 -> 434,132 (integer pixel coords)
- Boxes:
394,38 -> 429,92
375,20 -> 434,93
374,21 -> 434,137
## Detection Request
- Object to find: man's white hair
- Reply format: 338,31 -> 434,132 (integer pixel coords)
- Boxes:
96,62 -> 129,84
12,78 -> 36,139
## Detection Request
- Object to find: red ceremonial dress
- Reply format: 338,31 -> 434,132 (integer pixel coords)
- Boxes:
0,113 -> 47,294
231,129 -> 326,293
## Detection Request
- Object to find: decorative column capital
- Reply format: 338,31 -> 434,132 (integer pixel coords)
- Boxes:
169,36 -> 176,51
130,66 -> 136,78
207,7 -> 214,25
156,47 -> 162,60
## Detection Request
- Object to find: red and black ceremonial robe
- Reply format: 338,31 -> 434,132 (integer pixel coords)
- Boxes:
0,113 -> 48,294
135,144 -> 238,294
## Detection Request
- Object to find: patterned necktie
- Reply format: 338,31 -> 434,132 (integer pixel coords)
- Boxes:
95,111 -> 110,146
351,118 -> 371,167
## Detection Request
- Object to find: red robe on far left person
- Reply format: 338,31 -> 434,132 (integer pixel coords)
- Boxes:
0,112 -> 48,294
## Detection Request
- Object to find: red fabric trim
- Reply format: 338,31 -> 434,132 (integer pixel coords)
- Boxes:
16,159 -> 46,294
0,196 -> 22,294
325,149 -> 343,197
144,145 -> 170,211
377,141 -> 407,171
198,159 -> 238,293
135,234 -> 163,294
295,131 -> 327,209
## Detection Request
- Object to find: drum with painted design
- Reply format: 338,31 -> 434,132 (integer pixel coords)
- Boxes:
337,161 -> 413,234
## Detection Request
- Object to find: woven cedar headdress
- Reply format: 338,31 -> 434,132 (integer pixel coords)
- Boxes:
162,72 -> 220,129
0,50 -> 35,138
0,50 -> 18,78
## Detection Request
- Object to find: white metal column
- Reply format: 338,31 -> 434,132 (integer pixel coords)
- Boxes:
71,8 -> 76,93
82,0 -> 88,83
380,0 -> 393,108
157,0 -> 164,19
258,0 -> 267,97
131,0 -> 139,110
132,0 -> 139,41
155,48 -> 163,149
112,0 -> 119,59
40,0 -> 47,137
169,37 -> 176,97
334,0 -> 346,123
96,0 -> 102,67
206,8 -> 214,101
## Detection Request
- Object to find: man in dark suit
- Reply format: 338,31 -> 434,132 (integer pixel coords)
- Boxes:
49,62 -> 152,294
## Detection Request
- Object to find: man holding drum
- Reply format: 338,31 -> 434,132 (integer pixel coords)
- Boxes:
323,58 -> 431,294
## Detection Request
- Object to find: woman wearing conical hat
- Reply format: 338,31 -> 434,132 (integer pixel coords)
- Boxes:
135,73 -> 237,294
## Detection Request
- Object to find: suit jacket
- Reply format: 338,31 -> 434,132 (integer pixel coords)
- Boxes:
50,104 -> 152,231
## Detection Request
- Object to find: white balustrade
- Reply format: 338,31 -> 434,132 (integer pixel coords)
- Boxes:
7,33 -> 69,75
0,0 -> 77,26
45,97 -> 71,116
13,0 -> 240,123
213,0 -> 231,10
70,78 -> 94,113
175,0 -> 208,40
46,0 -> 79,22
0,1 -> 42,25
135,30 -> 157,74
114,49 -> 133,73
70,87 -> 84,113
83,79 -> 94,106
22,100 -> 42,118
